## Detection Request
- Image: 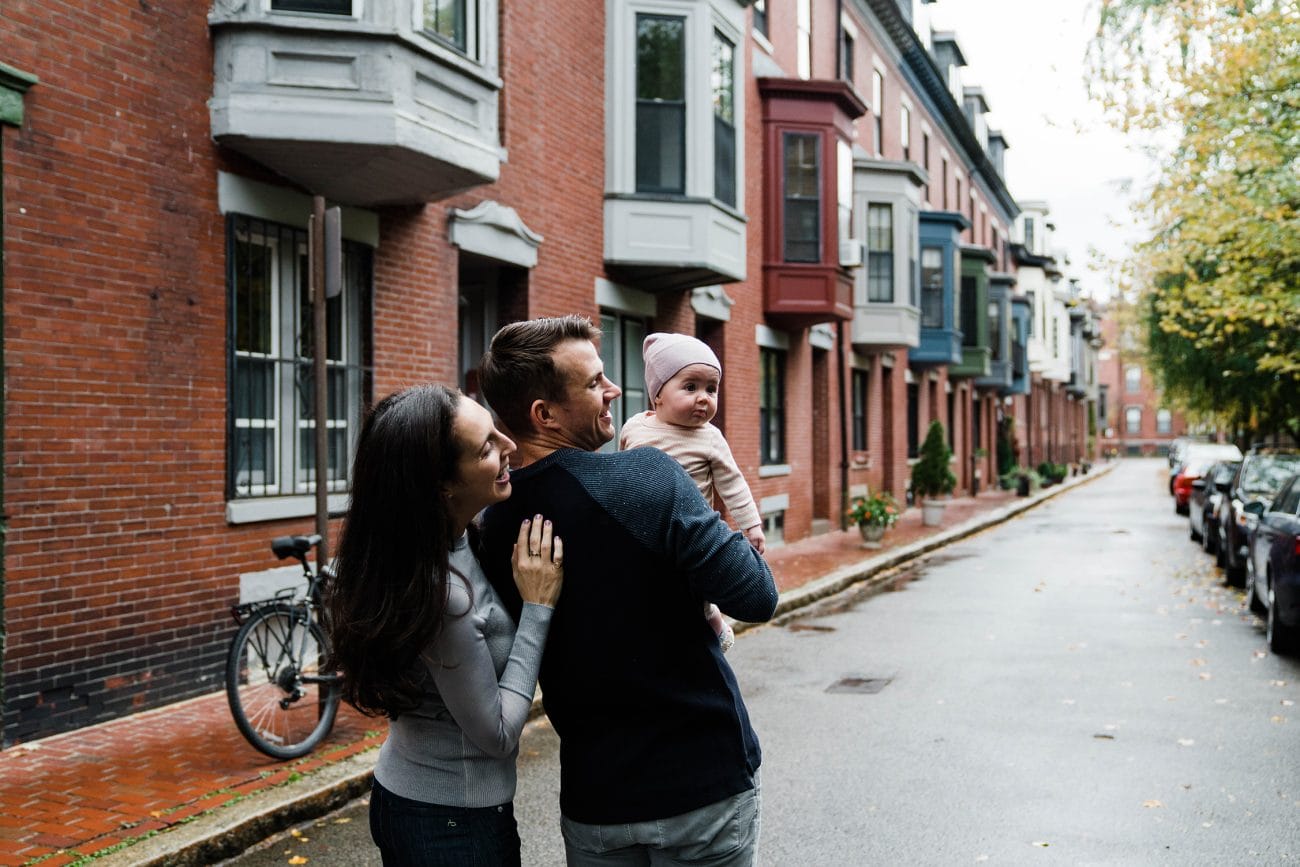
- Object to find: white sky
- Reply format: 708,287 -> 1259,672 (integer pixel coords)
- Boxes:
926,0 -> 1156,300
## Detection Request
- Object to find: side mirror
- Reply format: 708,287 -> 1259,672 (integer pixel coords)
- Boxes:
1243,501 -> 1266,517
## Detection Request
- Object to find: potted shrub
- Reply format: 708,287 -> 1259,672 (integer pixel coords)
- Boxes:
912,420 -> 956,526
847,490 -> 900,548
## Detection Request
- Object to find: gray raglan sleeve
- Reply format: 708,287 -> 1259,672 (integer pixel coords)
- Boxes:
426,577 -> 552,759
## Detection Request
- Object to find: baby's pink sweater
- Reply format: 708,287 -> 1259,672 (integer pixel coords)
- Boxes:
619,411 -> 762,531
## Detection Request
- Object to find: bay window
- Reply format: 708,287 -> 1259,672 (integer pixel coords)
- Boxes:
423,0 -> 473,55
921,246 -> 944,327
712,31 -> 736,207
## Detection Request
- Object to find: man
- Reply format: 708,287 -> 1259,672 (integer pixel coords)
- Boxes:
478,315 -> 778,865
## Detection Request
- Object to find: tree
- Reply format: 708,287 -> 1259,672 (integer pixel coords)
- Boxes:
1090,0 -> 1300,444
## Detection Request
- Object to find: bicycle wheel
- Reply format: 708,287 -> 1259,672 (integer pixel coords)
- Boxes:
226,604 -> 340,760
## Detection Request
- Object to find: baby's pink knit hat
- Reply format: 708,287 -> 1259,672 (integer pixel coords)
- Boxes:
643,333 -> 721,400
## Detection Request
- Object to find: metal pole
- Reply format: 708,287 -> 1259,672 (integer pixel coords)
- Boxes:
310,195 -> 329,565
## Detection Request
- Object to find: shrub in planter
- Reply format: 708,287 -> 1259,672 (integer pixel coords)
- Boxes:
913,421 -> 956,501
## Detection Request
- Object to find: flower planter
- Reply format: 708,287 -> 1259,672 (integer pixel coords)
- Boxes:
858,522 -> 886,548
920,498 -> 947,527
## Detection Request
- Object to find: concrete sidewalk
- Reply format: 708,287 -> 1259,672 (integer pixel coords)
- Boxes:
0,465 -> 1112,866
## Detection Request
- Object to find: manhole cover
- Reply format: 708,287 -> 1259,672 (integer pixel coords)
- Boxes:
826,677 -> 893,694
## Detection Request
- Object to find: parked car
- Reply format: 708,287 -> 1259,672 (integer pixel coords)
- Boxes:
1172,443 -> 1242,515
1189,460 -> 1239,550
1168,437 -> 1198,493
1245,473 -> 1300,654
1220,448 -> 1300,586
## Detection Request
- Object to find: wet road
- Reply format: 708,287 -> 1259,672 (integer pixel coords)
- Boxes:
230,459 -> 1300,864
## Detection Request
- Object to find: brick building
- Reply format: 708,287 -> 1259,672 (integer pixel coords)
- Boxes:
1096,307 -> 1187,456
0,0 -> 1097,743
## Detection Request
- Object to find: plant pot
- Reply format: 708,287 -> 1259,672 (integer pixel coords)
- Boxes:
858,522 -> 886,548
920,498 -> 947,527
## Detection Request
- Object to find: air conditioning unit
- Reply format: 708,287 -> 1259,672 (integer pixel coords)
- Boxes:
839,238 -> 864,269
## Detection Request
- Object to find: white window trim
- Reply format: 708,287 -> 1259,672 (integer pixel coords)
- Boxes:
228,493 -> 352,525
760,493 -> 790,512
755,324 -> 791,350
596,277 -> 658,318
218,172 -> 379,246
265,0 -> 363,19
409,0 -> 489,64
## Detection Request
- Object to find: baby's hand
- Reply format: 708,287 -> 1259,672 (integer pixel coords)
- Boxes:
745,524 -> 766,555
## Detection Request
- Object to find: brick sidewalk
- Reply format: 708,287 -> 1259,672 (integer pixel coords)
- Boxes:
0,483 -> 1037,865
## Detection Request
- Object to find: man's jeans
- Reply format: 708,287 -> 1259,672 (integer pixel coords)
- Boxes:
560,778 -> 761,866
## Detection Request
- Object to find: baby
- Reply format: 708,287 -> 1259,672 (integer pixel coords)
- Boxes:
620,333 -> 766,652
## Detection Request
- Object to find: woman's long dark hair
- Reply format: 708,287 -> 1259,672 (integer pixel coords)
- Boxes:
327,384 -> 463,718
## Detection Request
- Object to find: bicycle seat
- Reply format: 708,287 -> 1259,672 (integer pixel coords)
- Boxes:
270,534 -> 322,560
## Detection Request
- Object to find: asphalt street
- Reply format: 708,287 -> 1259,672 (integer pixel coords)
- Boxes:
227,459 -> 1300,865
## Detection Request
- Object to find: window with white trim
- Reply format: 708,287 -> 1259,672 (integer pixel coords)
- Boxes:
1125,406 -> 1142,434
796,0 -> 812,79
636,14 -> 686,195
921,246 -> 944,327
867,204 -> 893,302
228,214 -> 372,501
1156,408 -> 1172,434
712,30 -> 737,207
852,368 -> 869,450
422,0 -> 475,56
900,105 -> 911,161
1125,365 -> 1141,393
752,0 -> 767,37
871,69 -> 884,155
273,0 -> 351,12
760,347 -> 787,464
600,311 -> 649,450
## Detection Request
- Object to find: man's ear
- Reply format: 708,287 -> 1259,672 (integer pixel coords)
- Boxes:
528,398 -> 557,431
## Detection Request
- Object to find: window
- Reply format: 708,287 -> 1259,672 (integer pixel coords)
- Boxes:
946,390 -> 955,448
1125,407 -> 1142,434
867,204 -> 894,302
988,300 -> 1002,360
762,509 -> 785,546
837,140 -> 853,244
599,311 -> 648,450
796,0 -> 812,79
752,0 -> 767,37
1156,408 -> 1172,434
955,177 -> 963,220
871,70 -> 884,155
921,247 -> 944,327
940,157 -> 948,209
636,15 -> 686,195
1023,216 -> 1035,251
906,206 -> 918,307
1125,365 -> 1141,393
1051,317 -> 1059,357
960,275 -> 977,345
900,106 -> 911,161
712,31 -> 737,207
852,368 -> 869,450
760,348 -> 786,464
906,382 -> 920,458
274,0 -> 351,12
783,133 -> 821,263
921,132 -> 930,203
423,0 -> 472,55
228,215 -> 372,501
840,29 -> 855,83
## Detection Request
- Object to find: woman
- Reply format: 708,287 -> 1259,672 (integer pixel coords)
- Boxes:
328,384 -> 563,866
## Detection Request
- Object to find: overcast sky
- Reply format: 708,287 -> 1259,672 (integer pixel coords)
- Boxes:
927,0 -> 1156,300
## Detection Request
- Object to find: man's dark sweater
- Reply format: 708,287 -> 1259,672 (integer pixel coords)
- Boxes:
480,446 -> 778,825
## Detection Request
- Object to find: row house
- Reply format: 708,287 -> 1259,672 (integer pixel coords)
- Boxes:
0,0 -> 1090,744
1096,309 -> 1187,456
1007,202 -> 1100,470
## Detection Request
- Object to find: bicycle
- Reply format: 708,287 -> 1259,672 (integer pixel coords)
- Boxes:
225,534 -> 342,760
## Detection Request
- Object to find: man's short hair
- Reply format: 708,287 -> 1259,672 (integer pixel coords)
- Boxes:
479,315 -> 602,436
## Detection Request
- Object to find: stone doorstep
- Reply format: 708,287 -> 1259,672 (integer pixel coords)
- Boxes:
92,463 -> 1114,866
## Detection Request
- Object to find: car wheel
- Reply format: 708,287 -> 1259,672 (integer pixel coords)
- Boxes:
1176,501 -> 1189,516
1204,523 -> 1217,555
1215,530 -> 1227,567
1266,578 -> 1298,655
1246,558 -> 1267,615
1225,558 -> 1247,588
1190,519 -> 1202,543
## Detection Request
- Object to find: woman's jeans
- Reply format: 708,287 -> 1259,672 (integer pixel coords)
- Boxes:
369,778 -> 521,866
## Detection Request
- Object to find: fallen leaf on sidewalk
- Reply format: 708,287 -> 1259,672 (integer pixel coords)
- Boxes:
333,817 -> 352,824
1271,715 -> 1286,724
1283,700 -> 1294,707
1142,800 -> 1164,808
288,858 -> 309,866
1271,680 -> 1288,687
1190,658 -> 1208,666
1177,738 -> 1195,746
1199,673 -> 1213,680
1253,651 -> 1267,659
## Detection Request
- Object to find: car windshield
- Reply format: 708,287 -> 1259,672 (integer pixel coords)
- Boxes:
1241,455 -> 1300,496
1214,462 -> 1240,484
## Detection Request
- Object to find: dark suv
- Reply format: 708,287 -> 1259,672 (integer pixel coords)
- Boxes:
1220,448 -> 1300,586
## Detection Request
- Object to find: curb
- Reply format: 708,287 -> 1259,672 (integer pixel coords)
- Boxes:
101,462 -> 1114,865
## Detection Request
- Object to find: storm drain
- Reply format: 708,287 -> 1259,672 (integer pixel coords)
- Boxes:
825,676 -> 893,694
